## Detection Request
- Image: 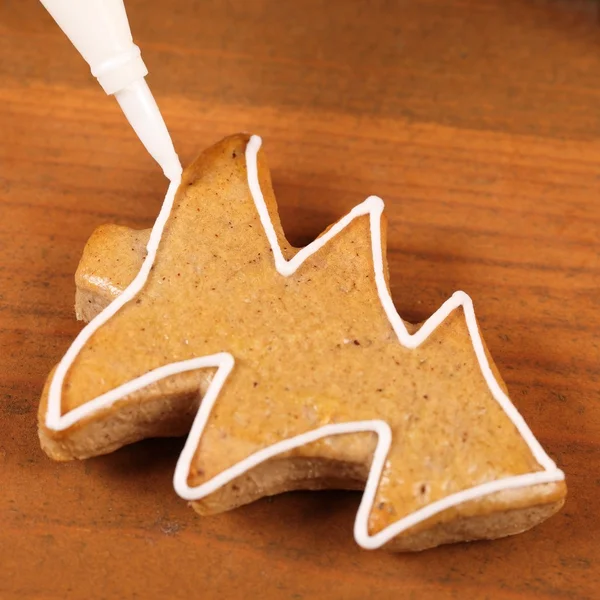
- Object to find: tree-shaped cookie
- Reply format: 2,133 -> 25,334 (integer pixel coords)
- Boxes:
39,135 -> 565,551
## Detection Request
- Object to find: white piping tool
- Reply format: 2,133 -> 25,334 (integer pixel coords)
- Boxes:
39,0 -> 182,181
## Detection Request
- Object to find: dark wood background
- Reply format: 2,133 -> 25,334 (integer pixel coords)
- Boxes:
1,0 -> 599,598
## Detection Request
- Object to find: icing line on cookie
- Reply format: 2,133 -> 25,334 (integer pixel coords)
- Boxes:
46,135 -> 565,549
174,418 -> 563,550
46,175 -> 182,430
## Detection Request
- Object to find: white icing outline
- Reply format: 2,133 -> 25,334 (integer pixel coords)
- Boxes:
46,135 -> 564,549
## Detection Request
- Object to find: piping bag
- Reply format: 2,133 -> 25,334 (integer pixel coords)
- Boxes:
40,0 -> 182,181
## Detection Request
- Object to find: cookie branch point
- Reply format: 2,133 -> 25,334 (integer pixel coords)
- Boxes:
45,135 -> 565,549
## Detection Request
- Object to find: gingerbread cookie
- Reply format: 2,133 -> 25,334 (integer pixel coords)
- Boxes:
39,134 -> 566,551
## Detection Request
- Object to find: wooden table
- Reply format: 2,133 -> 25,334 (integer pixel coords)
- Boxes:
1,0 -> 598,598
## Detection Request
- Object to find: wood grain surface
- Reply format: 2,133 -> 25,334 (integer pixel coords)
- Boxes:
1,0 -> 599,598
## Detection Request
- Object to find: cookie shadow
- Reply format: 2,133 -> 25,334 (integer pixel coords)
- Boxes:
88,435 -> 186,493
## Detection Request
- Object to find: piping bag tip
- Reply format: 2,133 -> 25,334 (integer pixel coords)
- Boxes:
162,160 -> 183,183
115,78 -> 182,182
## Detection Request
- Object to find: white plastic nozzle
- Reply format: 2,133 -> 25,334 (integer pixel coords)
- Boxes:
115,79 -> 182,181
39,0 -> 181,180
